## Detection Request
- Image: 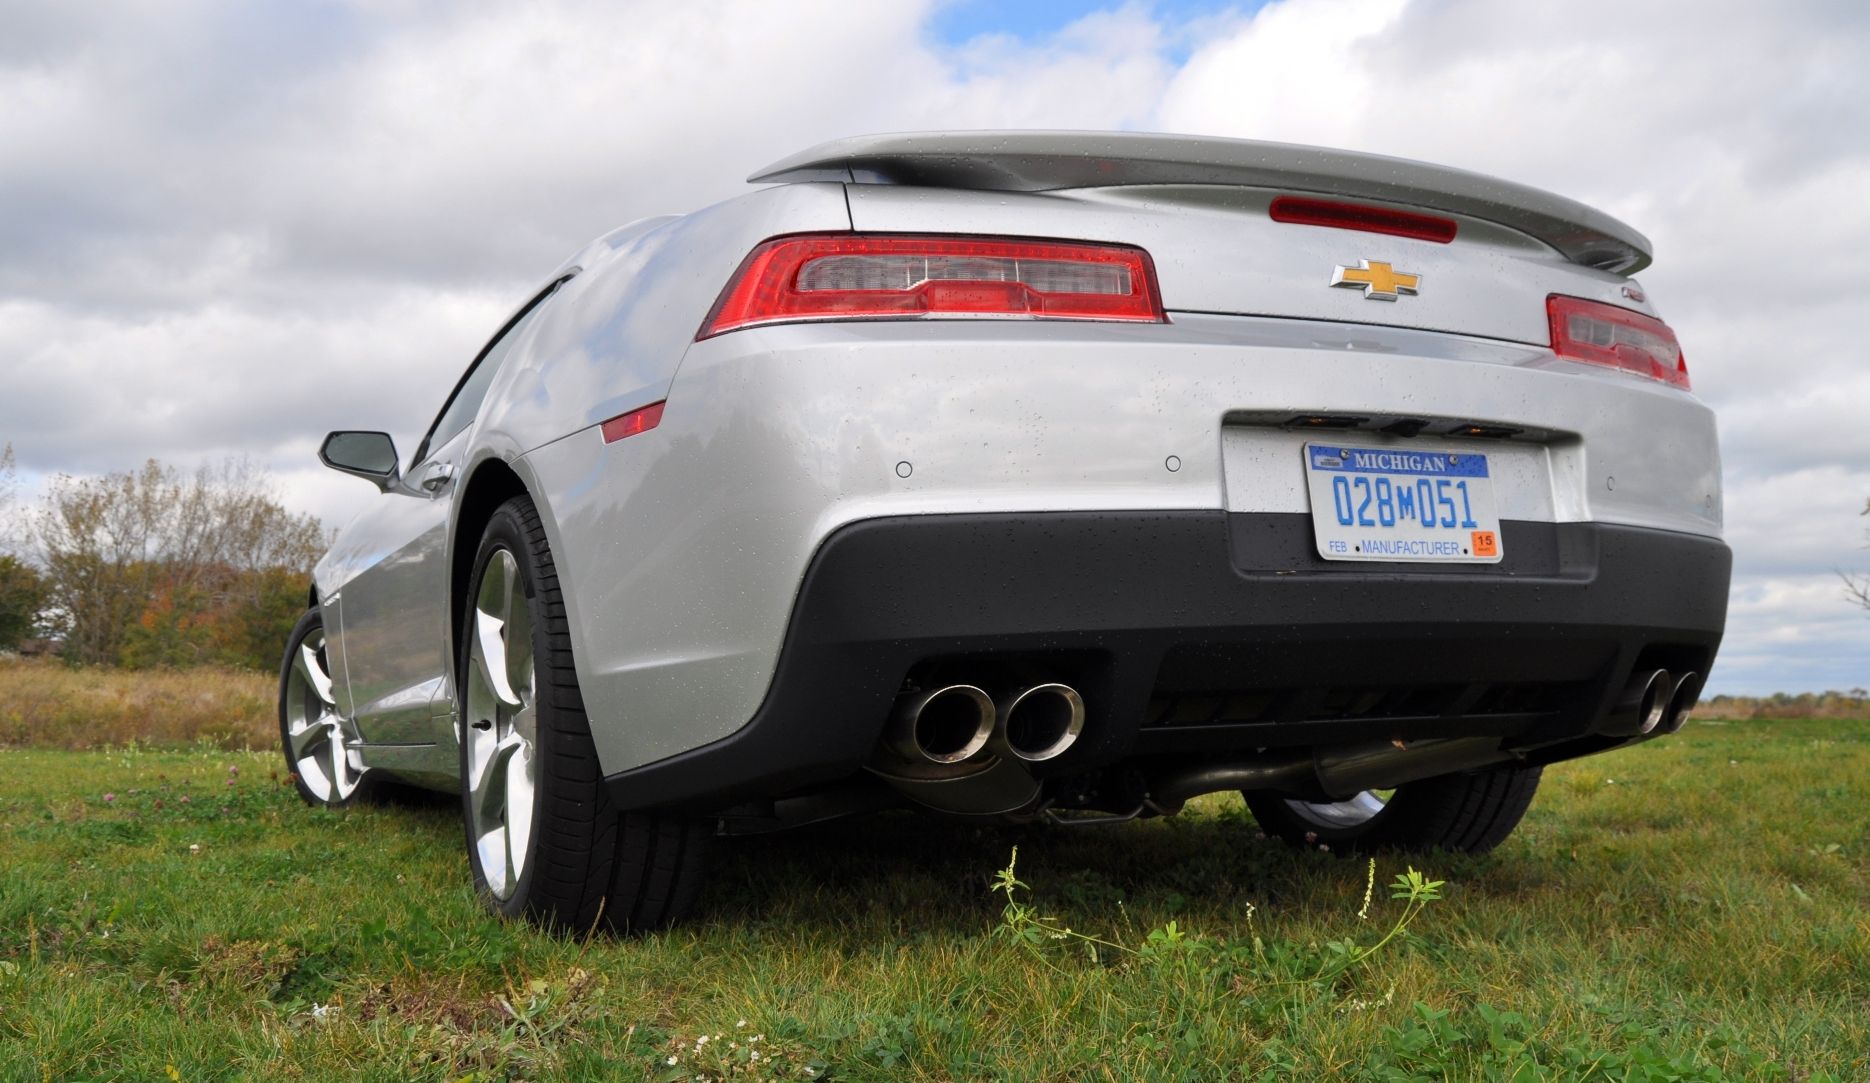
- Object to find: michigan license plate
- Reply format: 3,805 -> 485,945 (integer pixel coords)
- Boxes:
1303,444 -> 1503,563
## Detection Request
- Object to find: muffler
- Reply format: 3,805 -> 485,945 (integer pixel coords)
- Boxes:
883,684 -> 995,765
1605,669 -> 1672,737
1657,671 -> 1700,734
992,684 -> 1085,762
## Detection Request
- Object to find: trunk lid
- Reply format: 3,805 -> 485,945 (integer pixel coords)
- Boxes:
755,132 -> 1659,346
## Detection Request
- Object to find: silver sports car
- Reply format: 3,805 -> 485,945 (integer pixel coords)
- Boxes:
281,131 -> 1729,931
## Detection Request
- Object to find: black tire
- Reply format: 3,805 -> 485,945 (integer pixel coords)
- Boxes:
1244,765 -> 1542,854
278,607 -> 377,808
459,494 -> 711,933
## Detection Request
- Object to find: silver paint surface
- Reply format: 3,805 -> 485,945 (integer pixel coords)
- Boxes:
302,133 -> 1721,791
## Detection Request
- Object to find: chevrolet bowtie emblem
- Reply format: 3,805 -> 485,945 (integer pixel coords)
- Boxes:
1330,259 -> 1420,301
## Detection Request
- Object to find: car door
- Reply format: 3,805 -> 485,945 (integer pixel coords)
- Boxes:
334,283 -> 562,746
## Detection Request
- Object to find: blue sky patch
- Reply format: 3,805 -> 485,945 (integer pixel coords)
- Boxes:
929,0 -> 1256,56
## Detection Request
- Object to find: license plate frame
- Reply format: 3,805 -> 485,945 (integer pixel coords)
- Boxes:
1303,443 -> 1503,563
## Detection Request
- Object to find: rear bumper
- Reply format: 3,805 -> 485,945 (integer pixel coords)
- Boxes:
529,315 -> 1724,782
604,511 -> 1730,811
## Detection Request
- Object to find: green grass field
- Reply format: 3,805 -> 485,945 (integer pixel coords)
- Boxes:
2,718 -> 1866,1081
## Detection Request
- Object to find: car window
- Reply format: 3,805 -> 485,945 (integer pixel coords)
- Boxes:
413,280 -> 565,464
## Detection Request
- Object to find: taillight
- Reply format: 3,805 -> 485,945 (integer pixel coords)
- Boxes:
1270,196 -> 1458,244
1546,295 -> 1689,389
697,234 -> 1165,339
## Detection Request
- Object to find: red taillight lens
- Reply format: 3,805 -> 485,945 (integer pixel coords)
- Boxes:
697,234 -> 1165,339
1547,295 -> 1690,389
600,400 -> 665,443
1269,196 -> 1458,244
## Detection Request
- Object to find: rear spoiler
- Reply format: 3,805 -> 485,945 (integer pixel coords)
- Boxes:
751,131 -> 1652,275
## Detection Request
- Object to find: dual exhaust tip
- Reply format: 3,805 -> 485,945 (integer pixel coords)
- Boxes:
1621,668 -> 1701,736
895,666 -> 1701,767
890,682 -> 1085,766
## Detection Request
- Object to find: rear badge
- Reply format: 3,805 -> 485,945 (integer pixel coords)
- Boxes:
1330,259 -> 1420,301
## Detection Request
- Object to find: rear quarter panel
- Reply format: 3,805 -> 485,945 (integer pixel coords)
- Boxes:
475,182 -> 852,458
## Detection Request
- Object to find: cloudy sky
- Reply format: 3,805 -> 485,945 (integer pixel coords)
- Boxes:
2,0 -> 1866,694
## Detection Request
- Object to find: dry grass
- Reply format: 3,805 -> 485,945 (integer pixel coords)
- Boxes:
0,655 -> 273,750
1695,692 -> 1870,720
0,652 -> 1854,755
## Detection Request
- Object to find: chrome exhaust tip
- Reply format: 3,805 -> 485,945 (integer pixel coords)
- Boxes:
1604,669 -> 1672,737
995,683 -> 1085,762
890,684 -> 995,765
1623,669 -> 1672,735
1658,671 -> 1701,734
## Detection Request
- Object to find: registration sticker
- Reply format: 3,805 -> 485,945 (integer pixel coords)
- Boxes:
1303,444 -> 1504,563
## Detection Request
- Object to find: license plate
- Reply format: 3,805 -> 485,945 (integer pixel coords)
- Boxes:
1303,443 -> 1503,563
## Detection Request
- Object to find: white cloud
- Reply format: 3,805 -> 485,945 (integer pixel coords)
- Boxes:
1,0 -> 1865,692
1154,0 -> 1405,146
1722,466 -> 1870,578
1718,573 -> 1870,694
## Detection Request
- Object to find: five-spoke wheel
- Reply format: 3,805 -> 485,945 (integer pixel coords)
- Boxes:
278,608 -> 372,806
459,494 -> 711,930
463,548 -> 538,901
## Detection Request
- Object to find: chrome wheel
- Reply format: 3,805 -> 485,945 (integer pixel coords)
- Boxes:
1283,790 -> 1388,830
464,548 -> 538,901
283,629 -> 365,803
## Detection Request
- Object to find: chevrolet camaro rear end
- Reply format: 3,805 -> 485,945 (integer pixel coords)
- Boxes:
288,132 -> 1728,930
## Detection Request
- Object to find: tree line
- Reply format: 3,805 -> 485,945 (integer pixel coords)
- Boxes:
0,445 -> 324,670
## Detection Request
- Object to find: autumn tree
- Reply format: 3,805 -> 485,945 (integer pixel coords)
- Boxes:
0,556 -> 44,649
33,457 -> 324,668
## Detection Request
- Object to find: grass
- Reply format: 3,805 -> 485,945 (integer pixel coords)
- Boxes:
0,657 -> 273,751
0,719 -> 1866,1081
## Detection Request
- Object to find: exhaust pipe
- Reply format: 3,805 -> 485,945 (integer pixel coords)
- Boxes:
1150,736 -> 1514,810
1314,736 -> 1512,797
1607,668 -> 1672,736
993,684 -> 1085,762
1657,671 -> 1700,734
885,685 -> 995,765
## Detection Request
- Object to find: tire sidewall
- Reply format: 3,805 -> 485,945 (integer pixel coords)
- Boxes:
459,500 -> 553,919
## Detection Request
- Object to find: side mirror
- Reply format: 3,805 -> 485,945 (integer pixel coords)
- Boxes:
319,431 -> 401,492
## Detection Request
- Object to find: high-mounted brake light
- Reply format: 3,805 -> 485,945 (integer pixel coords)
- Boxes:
1547,295 -> 1689,389
697,234 -> 1165,339
1270,196 -> 1458,244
